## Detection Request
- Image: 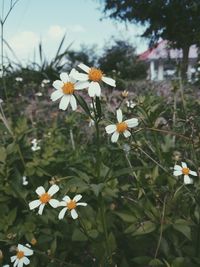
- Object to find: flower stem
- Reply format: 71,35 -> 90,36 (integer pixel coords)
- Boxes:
94,114 -> 111,265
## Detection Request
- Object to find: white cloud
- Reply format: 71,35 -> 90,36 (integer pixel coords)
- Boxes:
47,25 -> 66,39
8,31 -> 39,60
47,24 -> 85,40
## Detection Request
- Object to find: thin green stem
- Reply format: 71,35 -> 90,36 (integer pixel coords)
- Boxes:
154,195 -> 167,258
94,108 -> 111,265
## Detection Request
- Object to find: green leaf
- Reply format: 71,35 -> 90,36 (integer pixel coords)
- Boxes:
132,256 -> 151,265
172,257 -> 185,267
173,224 -> 191,240
72,228 -> 87,241
132,221 -> 156,236
108,232 -> 117,252
90,183 -> 104,197
115,212 -> 137,223
149,259 -> 164,266
0,147 -> 6,163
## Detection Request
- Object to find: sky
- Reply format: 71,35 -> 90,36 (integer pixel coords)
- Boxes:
2,0 -> 149,64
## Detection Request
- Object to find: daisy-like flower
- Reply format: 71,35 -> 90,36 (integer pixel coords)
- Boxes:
58,194 -> 87,220
72,63 -> 116,97
11,244 -> 33,267
31,139 -> 40,152
29,185 -> 59,215
105,109 -> 139,143
51,69 -> 89,111
173,162 -> 197,184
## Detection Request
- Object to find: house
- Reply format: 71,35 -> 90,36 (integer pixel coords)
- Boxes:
139,40 -> 198,81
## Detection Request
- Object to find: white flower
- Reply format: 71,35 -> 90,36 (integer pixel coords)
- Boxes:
105,109 -> 139,143
72,63 -> 116,98
31,139 -> 40,152
15,77 -> 23,82
58,194 -> 87,220
126,100 -> 136,109
22,176 -> 28,186
29,185 -> 59,215
0,98 -> 3,104
10,244 -> 33,267
35,92 -> 43,96
173,162 -> 197,184
51,69 -> 89,111
89,117 -> 95,127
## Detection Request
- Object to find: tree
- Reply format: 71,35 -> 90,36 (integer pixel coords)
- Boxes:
98,39 -> 147,82
100,0 -> 200,79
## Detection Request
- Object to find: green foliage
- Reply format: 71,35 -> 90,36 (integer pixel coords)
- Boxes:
98,39 -> 147,84
0,62 -> 200,267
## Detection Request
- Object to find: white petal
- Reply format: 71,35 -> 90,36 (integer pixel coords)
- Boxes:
38,203 -> 45,215
60,72 -> 69,83
105,124 -> 117,134
49,199 -> 59,208
174,165 -> 182,171
69,68 -> 78,81
181,162 -> 187,168
50,90 -> 63,101
88,82 -> 101,97
11,256 -> 17,262
78,63 -> 90,73
23,257 -> 30,265
62,195 -> 71,203
189,170 -> 197,176
58,207 -> 67,220
48,184 -> 59,196
70,95 -> 77,111
18,259 -> 24,267
72,71 -> 88,81
74,81 -> 90,90
36,186 -> 45,196
59,95 -> 70,110
13,259 -> 19,267
173,170 -> 182,176
125,118 -> 139,128
76,202 -> 87,206
53,80 -> 63,90
111,131 -> 119,143
29,200 -> 41,210
123,130 -> 131,138
184,175 -> 193,184
71,209 -> 78,219
17,244 -> 24,251
116,109 -> 123,123
23,247 -> 33,256
59,201 -> 67,207
73,194 -> 82,202
102,76 -> 116,87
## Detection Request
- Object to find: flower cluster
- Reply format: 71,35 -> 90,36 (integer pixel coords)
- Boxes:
51,64 -> 116,111
29,185 -> 87,219
7,244 -> 33,267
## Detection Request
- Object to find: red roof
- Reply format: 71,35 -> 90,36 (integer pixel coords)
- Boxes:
139,40 -> 197,60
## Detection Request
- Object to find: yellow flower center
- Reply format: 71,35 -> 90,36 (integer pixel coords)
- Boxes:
88,68 -> 103,82
62,82 -> 75,94
116,122 -> 128,133
17,251 -> 24,259
182,167 -> 190,175
39,193 -> 51,204
67,200 -> 77,210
